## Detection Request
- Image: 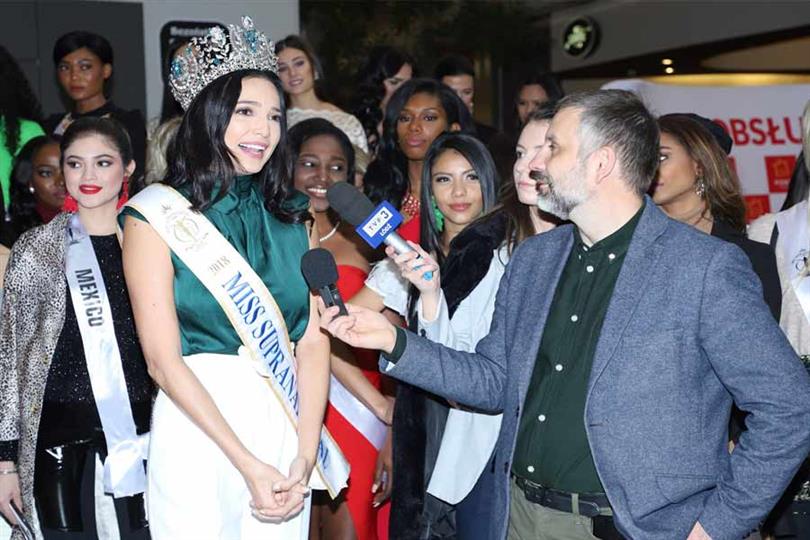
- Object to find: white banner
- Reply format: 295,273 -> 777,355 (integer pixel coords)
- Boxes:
603,79 -> 808,220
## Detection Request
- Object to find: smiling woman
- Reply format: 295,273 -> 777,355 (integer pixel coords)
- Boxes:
0,117 -> 153,540
275,35 -> 370,155
4,135 -> 64,245
119,17 -> 334,540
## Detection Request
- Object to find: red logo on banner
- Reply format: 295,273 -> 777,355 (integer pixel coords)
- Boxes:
744,195 -> 771,222
765,155 -> 796,193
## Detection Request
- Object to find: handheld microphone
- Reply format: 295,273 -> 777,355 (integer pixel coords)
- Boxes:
326,182 -> 432,280
301,248 -> 348,317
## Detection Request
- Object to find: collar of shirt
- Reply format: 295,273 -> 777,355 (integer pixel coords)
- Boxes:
572,200 -> 646,262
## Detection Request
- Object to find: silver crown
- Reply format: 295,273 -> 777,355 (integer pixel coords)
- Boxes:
169,16 -> 278,110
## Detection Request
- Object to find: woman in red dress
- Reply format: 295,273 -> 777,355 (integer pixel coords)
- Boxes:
354,77 -> 474,299
290,118 -> 391,540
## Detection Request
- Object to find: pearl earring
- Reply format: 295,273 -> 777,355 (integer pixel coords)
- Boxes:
28,185 -> 35,194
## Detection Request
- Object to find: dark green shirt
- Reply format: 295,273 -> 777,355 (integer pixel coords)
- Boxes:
512,203 -> 644,494
120,176 -> 311,355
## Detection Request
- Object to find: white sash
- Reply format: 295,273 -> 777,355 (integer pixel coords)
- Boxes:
328,375 -> 387,450
125,184 -> 349,497
65,214 -> 148,498
776,200 -> 810,326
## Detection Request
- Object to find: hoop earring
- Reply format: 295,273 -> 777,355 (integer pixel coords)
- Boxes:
695,177 -> 706,198
432,196 -> 445,232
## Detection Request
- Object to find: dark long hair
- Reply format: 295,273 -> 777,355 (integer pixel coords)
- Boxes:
363,78 -> 474,210
287,117 -> 356,183
7,135 -> 60,242
0,45 -> 43,155
274,35 -> 329,102
406,132 -> 500,323
419,132 -> 499,269
165,69 -> 307,223
657,114 -> 746,233
350,46 -> 414,155
60,116 -> 132,166
495,102 -> 558,255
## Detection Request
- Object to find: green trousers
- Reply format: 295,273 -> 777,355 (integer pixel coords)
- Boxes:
507,477 -> 600,540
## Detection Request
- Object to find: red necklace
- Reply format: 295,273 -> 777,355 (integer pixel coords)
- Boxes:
402,192 -> 420,217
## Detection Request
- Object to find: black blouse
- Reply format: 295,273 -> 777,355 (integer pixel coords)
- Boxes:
0,235 -> 152,461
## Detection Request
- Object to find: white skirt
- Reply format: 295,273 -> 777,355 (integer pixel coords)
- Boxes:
147,348 -> 310,540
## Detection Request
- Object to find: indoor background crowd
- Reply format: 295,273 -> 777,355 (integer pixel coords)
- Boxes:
0,19 -> 809,540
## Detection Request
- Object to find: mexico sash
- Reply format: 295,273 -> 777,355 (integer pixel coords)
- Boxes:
125,184 -> 349,497
65,214 -> 148,497
776,199 -> 810,325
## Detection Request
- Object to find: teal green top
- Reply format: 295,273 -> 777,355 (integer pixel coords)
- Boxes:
120,176 -> 311,355
1,118 -> 45,211
512,201 -> 644,494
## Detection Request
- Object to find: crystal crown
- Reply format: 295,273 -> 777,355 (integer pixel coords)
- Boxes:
169,16 -> 278,110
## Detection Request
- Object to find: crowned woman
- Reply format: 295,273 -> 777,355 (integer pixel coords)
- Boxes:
120,17 -> 347,540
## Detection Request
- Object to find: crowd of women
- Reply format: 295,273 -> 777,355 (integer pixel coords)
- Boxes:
0,14 -> 809,540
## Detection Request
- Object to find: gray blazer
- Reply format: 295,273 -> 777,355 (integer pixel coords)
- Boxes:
384,201 -> 810,539
0,213 -> 70,538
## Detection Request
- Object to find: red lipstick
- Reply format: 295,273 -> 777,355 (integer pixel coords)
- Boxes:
79,184 -> 102,195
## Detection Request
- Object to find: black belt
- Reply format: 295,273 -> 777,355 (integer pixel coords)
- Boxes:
514,475 -> 613,518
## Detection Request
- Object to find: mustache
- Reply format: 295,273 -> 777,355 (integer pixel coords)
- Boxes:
529,169 -> 549,182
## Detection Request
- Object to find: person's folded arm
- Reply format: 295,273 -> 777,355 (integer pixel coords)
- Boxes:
696,243 -> 810,539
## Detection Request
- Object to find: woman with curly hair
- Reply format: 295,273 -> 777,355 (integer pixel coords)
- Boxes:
350,46 -> 414,156
0,45 -> 45,218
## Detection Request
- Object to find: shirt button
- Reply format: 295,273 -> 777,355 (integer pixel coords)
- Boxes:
555,364 -> 564,372
608,253 -> 616,261
586,265 -> 594,273
538,414 -> 546,422
527,465 -> 535,473
570,314 -> 578,322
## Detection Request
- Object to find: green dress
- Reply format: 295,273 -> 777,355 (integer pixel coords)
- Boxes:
0,117 -> 45,212
120,176 -> 310,355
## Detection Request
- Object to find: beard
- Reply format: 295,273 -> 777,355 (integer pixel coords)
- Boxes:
534,164 -> 589,220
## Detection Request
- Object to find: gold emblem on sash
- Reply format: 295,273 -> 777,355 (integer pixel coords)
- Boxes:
167,212 -> 208,251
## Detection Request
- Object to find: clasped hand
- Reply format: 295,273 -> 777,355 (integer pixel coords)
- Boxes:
245,456 -> 310,522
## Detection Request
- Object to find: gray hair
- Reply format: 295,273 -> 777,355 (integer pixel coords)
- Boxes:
557,89 -> 659,195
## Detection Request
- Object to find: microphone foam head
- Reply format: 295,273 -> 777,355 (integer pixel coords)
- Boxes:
326,182 -> 376,227
301,248 -> 340,290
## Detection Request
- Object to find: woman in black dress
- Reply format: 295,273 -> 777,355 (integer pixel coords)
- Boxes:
45,31 -> 146,193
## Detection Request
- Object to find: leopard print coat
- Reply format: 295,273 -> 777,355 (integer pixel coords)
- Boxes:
0,213 -> 70,538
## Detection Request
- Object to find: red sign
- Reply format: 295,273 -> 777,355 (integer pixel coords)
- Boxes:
765,155 -> 797,193
744,195 -> 771,222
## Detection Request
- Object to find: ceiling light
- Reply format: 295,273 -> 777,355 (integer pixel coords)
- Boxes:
665,66 -> 675,74
662,58 -> 673,66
